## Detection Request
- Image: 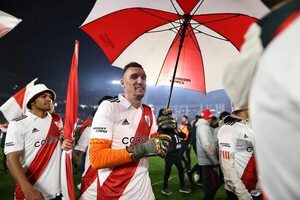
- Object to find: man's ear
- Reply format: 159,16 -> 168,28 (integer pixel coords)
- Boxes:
120,79 -> 125,88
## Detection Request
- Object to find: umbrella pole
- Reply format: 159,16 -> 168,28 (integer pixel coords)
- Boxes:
167,14 -> 191,108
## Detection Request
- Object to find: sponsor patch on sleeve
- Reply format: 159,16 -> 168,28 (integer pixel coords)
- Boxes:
93,127 -> 107,133
5,142 -> 14,147
219,142 -> 231,148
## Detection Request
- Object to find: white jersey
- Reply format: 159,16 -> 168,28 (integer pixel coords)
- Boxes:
250,8 -> 300,200
218,121 -> 260,197
75,124 -> 92,176
75,124 -> 98,200
4,111 -> 62,200
91,94 -> 157,200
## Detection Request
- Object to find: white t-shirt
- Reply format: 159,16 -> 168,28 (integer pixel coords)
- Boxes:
91,94 -> 157,200
75,124 -> 98,200
4,111 -> 62,199
75,124 -> 92,175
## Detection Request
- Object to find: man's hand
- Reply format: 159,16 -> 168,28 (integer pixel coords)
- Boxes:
61,138 -> 74,151
23,185 -> 44,200
127,134 -> 172,160
157,108 -> 177,135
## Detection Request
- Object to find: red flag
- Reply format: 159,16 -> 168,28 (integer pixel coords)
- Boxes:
61,40 -> 79,200
0,78 -> 37,121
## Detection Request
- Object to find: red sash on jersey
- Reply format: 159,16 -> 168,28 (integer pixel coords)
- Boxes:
241,154 -> 258,191
79,164 -> 98,196
79,119 -> 92,134
15,114 -> 61,200
98,105 -> 153,200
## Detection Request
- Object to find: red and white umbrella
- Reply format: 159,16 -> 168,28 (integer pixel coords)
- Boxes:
81,0 -> 268,106
0,78 -> 37,121
0,10 -> 22,38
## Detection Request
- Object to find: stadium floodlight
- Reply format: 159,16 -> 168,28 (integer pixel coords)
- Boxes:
111,80 -> 120,85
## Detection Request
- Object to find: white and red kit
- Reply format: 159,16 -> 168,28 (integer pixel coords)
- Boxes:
250,1 -> 300,199
218,121 -> 260,199
4,111 -> 63,200
75,120 -> 99,200
90,94 -> 157,200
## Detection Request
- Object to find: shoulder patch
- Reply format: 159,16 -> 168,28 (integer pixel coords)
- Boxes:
108,96 -> 120,103
12,115 -> 28,122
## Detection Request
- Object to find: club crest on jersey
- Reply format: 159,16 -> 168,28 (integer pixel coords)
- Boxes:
54,121 -> 63,131
144,115 -> 150,127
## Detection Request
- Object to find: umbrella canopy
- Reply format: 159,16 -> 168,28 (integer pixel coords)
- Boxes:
0,10 -> 22,38
81,0 -> 268,96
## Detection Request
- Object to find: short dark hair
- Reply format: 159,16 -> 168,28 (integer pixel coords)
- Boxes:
123,62 -> 143,74
219,111 -> 230,120
27,91 -> 54,110
182,115 -> 189,120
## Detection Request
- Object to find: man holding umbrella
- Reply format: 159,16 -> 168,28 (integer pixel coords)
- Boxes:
89,62 -> 176,199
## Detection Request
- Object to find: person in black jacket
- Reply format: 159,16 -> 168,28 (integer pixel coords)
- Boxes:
161,132 -> 191,196
186,115 -> 202,185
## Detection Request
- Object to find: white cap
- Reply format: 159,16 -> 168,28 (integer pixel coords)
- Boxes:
25,84 -> 56,109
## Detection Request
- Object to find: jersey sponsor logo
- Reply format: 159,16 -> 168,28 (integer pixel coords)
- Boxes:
5,142 -> 14,147
122,119 -> 130,125
93,127 -> 107,133
34,136 -> 60,147
32,128 -> 39,133
122,135 -> 148,145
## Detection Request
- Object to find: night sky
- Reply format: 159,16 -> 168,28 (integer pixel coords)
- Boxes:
0,0 -> 231,118
0,0 -> 123,102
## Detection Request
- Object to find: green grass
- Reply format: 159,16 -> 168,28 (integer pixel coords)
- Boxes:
0,149 -> 225,199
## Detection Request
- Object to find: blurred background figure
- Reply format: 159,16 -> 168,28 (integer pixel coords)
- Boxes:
218,108 -> 261,200
196,109 -> 219,200
187,115 -> 202,186
161,130 -> 191,196
0,123 -> 8,174
178,115 -> 192,172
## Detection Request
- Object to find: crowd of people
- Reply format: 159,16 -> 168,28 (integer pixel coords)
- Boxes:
0,61 -> 262,200
1,0 -> 300,199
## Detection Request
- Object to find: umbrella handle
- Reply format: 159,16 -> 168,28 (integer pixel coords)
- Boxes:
167,14 -> 192,108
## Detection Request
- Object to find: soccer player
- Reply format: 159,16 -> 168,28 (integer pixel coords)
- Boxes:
74,96 -> 112,200
222,0 -> 300,198
218,108 -> 261,200
4,84 -> 73,200
89,62 -> 175,199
